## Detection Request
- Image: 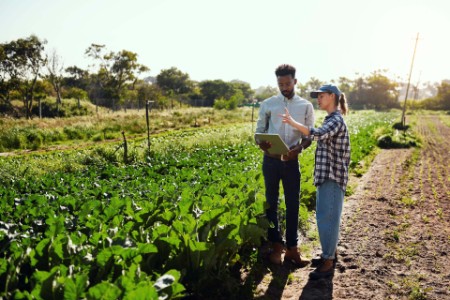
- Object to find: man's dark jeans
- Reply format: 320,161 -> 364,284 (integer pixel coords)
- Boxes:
262,155 -> 300,248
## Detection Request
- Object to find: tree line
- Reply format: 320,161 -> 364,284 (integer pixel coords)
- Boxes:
256,73 -> 448,111
1,35 -> 448,119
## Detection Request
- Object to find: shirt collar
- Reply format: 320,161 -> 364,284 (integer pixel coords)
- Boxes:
325,110 -> 341,120
278,93 -> 297,101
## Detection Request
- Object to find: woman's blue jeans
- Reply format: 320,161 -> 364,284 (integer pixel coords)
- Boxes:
316,179 -> 345,260
262,155 -> 300,248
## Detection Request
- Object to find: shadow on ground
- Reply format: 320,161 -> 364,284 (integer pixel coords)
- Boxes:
299,276 -> 334,300
240,242 -> 334,300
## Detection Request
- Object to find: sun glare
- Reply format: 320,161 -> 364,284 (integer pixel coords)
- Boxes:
367,2 -> 449,82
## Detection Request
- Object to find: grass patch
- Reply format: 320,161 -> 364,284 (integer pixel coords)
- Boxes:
0,107 -> 256,152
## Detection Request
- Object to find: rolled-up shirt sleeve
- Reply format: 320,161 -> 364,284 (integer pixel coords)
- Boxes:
255,102 -> 269,143
309,117 -> 343,141
302,103 -> 315,140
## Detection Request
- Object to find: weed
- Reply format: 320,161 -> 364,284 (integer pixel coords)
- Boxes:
401,196 -> 416,207
299,243 -> 314,257
436,208 -> 443,219
392,231 -> 400,242
287,273 -> 297,285
345,183 -> 356,196
403,275 -> 432,300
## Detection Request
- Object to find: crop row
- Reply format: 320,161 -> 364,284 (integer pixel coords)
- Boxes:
1,143 -> 269,299
0,110 -> 399,299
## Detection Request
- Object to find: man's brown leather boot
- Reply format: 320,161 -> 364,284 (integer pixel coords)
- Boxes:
284,246 -> 310,267
268,242 -> 285,265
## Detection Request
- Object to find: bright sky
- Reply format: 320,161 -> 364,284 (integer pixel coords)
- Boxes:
1,0 -> 449,88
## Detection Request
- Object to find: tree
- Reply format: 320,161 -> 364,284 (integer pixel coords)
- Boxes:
348,75 -> 368,109
45,49 -> 64,112
156,67 -> 193,95
0,43 -> 15,108
365,70 -> 400,109
121,88 -> 138,111
199,80 -> 236,106
156,67 -> 193,108
347,71 -> 400,110
436,81 -> 450,109
33,80 -> 53,118
0,35 -> 47,118
64,65 -> 90,90
297,77 -> 324,97
85,44 -> 149,110
297,77 -> 324,107
214,90 -> 244,110
337,77 -> 353,96
254,85 -> 278,101
230,80 -> 254,103
63,87 -> 88,109
136,81 -> 168,109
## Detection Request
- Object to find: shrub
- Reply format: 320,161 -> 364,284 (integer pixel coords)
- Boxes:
213,97 -> 238,110
26,131 -> 43,150
63,127 -> 86,140
377,133 -> 419,149
1,129 -> 28,150
392,122 -> 410,130
92,133 -> 104,142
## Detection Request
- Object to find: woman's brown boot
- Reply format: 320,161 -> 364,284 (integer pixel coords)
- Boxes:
309,259 -> 335,279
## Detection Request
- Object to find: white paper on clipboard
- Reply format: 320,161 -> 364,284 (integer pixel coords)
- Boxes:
255,133 -> 289,155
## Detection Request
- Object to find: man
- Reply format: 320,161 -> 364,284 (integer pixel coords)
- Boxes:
255,64 -> 315,266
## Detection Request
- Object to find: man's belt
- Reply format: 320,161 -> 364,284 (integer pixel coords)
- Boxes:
264,153 -> 298,161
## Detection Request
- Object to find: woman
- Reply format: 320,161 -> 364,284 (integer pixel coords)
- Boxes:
281,84 -> 350,279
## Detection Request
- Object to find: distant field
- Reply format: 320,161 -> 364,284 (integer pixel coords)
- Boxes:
0,107 -> 256,152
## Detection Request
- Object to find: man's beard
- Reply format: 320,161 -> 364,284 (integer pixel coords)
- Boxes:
282,90 -> 294,98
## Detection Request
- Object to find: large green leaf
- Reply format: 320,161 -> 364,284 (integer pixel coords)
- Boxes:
123,285 -> 158,300
87,282 -> 122,300
63,277 -> 77,300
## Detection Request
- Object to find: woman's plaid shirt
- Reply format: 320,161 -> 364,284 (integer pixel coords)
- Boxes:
309,111 -> 351,191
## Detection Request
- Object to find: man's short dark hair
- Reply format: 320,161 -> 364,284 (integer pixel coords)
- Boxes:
275,64 -> 296,78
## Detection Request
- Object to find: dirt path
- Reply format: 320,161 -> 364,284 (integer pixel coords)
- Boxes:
251,115 -> 450,299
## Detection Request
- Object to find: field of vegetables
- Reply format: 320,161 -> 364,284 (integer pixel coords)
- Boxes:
0,110 -> 400,299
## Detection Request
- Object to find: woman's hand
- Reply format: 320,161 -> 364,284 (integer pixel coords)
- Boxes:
280,107 -> 310,135
280,107 -> 295,125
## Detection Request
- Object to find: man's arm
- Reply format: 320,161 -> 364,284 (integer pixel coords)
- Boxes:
299,139 -> 312,151
301,103 -> 315,151
254,101 -> 271,151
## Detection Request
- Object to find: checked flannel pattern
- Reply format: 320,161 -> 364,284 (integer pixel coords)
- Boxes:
309,111 -> 351,191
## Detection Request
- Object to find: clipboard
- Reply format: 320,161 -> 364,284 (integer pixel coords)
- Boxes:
255,133 -> 289,155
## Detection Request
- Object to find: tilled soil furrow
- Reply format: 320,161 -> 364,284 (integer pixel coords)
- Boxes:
332,116 -> 450,299
254,115 -> 449,299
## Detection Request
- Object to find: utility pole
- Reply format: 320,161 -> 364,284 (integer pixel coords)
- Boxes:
401,32 -> 419,128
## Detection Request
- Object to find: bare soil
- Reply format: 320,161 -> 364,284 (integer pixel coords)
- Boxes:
249,115 -> 450,299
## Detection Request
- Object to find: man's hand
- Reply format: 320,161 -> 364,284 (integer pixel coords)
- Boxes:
285,144 -> 302,159
258,141 -> 272,151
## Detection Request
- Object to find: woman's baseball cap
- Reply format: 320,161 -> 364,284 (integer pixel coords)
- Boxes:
310,84 -> 341,98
